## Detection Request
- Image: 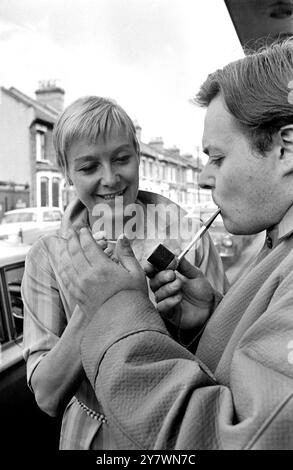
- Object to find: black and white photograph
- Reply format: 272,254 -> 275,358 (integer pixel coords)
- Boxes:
0,0 -> 292,458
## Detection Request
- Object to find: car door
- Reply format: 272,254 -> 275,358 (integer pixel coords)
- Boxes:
0,260 -> 61,450
0,262 -> 25,375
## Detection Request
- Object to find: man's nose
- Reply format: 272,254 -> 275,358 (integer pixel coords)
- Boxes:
199,166 -> 215,189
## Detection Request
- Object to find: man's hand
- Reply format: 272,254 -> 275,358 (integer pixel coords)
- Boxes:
59,228 -> 148,319
144,257 -> 219,331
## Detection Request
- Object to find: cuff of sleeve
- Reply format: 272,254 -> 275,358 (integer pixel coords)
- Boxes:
81,290 -> 169,387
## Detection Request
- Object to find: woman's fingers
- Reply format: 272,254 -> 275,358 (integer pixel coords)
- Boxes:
79,227 -> 103,264
96,239 -> 108,250
104,247 -> 114,257
92,230 -> 107,241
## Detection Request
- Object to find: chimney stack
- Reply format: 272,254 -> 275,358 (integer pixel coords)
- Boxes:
133,119 -> 142,141
35,80 -> 65,112
167,145 -> 181,158
149,137 -> 164,152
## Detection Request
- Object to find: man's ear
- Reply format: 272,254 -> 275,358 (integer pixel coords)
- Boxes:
278,124 -> 293,175
279,124 -> 293,154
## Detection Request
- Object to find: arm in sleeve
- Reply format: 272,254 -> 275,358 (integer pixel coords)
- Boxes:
81,282 -> 293,450
22,239 -> 87,416
22,239 -> 67,390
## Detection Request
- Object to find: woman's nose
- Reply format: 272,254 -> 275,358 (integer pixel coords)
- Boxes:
199,165 -> 215,189
100,165 -> 119,186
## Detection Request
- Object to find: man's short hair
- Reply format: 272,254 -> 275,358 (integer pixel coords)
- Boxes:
194,39 -> 293,154
53,96 -> 140,181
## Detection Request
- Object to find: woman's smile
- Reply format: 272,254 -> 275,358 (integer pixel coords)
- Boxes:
97,189 -> 126,200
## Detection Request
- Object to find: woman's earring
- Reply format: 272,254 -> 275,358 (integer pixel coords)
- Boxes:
67,177 -> 73,186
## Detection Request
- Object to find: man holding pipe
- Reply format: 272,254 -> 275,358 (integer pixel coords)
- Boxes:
59,40 -> 293,449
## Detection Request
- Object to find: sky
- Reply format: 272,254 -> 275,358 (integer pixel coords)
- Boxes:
0,0 -> 244,158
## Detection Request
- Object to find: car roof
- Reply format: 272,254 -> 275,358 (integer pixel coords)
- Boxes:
0,242 -> 31,267
4,207 -> 62,215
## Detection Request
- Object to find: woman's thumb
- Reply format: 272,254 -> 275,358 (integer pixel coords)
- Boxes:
116,234 -> 142,273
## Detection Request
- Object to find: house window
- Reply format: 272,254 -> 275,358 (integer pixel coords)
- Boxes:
40,176 -> 49,206
181,168 -> 186,183
36,131 -> 46,161
149,161 -> 153,178
139,158 -> 147,178
186,168 -> 192,183
171,166 -> 176,182
52,178 -> 60,207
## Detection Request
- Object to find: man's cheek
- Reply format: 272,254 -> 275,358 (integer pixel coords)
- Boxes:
219,177 -> 239,199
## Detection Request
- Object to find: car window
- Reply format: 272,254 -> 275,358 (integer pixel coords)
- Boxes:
0,300 -> 6,343
53,211 -> 62,221
2,212 -> 36,223
4,265 -> 25,339
42,211 -> 55,222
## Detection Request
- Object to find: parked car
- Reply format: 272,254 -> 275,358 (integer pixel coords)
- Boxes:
0,242 -> 61,449
0,206 -> 63,245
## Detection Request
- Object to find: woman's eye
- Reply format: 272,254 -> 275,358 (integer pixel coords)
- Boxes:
79,165 -> 97,173
115,155 -> 130,164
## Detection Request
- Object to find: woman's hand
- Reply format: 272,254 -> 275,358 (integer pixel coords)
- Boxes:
144,258 -> 219,331
59,228 -> 148,320
93,231 -> 118,261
